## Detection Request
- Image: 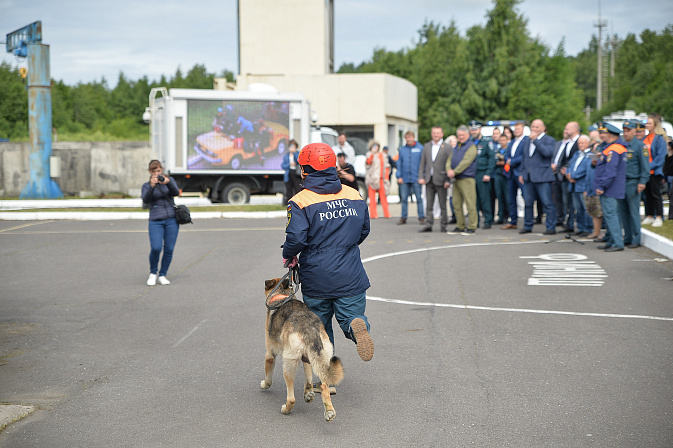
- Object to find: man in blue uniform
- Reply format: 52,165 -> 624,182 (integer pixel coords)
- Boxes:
618,119 -> 650,248
470,120 -> 496,229
282,143 -> 374,361
396,130 -> 425,225
594,123 -> 628,252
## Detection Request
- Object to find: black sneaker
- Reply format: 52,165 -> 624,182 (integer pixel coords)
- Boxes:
451,227 -> 465,233
462,229 -> 475,234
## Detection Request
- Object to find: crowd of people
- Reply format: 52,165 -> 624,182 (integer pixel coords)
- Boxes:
330,116 -> 671,253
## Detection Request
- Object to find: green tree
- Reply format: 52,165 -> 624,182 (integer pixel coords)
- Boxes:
0,62 -> 29,139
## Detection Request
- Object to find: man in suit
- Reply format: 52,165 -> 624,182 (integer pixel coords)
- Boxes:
551,122 -> 580,231
518,119 -> 558,235
418,126 -> 452,232
501,122 -> 529,229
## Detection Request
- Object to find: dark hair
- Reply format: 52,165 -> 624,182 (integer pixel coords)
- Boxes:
502,126 -> 513,139
148,159 -> 162,171
288,139 -> 298,148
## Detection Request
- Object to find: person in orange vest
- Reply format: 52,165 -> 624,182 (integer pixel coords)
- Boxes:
594,123 -> 628,252
641,113 -> 668,227
364,141 -> 391,219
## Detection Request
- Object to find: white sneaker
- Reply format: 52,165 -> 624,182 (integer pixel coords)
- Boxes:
642,216 -> 654,225
158,276 -> 171,285
652,217 -> 663,227
147,274 -> 157,286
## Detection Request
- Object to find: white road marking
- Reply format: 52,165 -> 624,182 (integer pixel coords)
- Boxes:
367,296 -> 673,322
363,241 -> 673,322
173,319 -> 208,348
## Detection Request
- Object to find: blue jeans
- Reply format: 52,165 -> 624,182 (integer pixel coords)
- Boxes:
303,292 -> 369,349
618,180 -> 642,245
149,218 -> 179,276
399,182 -> 424,219
571,192 -> 590,233
523,181 -> 556,231
600,196 -> 623,248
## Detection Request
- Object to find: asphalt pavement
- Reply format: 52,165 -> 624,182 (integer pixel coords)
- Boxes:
1,206 -> 673,447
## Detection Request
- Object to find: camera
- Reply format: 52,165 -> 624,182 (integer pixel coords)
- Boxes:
157,175 -> 165,182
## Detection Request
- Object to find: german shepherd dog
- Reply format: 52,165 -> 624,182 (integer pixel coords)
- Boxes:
261,278 -> 344,422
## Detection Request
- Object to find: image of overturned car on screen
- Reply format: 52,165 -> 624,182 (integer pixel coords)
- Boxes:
187,100 -> 290,170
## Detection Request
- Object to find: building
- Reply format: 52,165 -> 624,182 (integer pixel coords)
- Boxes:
214,0 -> 419,156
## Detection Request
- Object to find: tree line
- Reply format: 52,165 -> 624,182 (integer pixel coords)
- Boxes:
0,0 -> 671,143
339,0 -> 673,142
0,63 -> 234,142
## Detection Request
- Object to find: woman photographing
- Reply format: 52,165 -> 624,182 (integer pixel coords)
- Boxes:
141,159 -> 180,286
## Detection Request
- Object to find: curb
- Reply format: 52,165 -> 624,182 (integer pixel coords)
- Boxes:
0,405 -> 35,432
0,210 -> 287,221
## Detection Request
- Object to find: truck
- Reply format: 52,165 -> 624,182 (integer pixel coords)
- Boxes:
145,86 -> 355,204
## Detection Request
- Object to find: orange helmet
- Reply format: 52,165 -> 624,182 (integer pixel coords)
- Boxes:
297,143 -> 336,171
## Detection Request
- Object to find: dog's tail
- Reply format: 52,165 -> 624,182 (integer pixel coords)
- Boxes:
308,337 -> 344,386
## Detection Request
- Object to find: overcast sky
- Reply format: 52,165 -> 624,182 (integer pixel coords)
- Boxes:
1,0 -> 671,87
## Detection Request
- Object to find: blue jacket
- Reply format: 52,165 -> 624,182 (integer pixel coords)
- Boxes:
645,133 -> 667,176
451,138 -> 477,179
594,138 -> 628,199
567,150 -> 592,193
520,133 -> 557,183
625,138 -> 650,184
396,141 -> 424,183
283,167 -> 370,298
505,136 -> 529,179
281,151 -> 300,182
141,178 -> 180,220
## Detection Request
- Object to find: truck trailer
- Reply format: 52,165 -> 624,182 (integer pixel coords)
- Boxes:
145,87 -> 345,204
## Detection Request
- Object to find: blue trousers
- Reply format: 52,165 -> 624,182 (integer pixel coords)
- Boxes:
494,173 -> 509,222
303,292 -> 369,349
523,181 -> 556,231
507,176 -> 523,225
399,182 -> 424,219
618,180 -> 642,245
149,218 -> 179,276
571,191 -> 590,233
600,196 -> 624,249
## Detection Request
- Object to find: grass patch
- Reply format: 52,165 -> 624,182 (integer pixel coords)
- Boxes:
642,219 -> 673,241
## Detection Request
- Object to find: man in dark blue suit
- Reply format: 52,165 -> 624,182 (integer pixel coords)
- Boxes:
501,122 -> 529,229
518,119 -> 557,235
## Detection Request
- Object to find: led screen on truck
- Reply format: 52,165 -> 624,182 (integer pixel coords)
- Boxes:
186,99 -> 290,171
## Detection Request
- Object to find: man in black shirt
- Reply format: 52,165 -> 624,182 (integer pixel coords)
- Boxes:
337,152 -> 359,192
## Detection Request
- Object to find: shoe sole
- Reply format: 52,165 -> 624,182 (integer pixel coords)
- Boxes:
351,318 -> 374,361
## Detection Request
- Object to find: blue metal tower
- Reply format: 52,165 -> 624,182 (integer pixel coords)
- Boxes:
6,21 -> 63,198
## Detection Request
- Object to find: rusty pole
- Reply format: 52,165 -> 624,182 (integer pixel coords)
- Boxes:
20,42 -> 62,198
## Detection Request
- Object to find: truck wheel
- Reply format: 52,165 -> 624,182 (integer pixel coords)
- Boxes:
276,138 -> 288,154
231,155 -> 243,170
222,183 -> 250,205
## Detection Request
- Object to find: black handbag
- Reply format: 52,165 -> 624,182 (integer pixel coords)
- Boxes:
158,183 -> 193,225
174,204 -> 193,225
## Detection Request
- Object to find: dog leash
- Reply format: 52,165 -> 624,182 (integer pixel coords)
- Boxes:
265,266 -> 300,310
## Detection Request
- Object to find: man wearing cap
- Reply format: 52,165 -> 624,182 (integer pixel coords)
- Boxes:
635,122 -> 647,142
283,143 -> 374,361
518,119 -> 557,234
470,121 -> 496,229
618,120 -> 650,248
594,123 -> 628,252
396,130 -> 425,225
